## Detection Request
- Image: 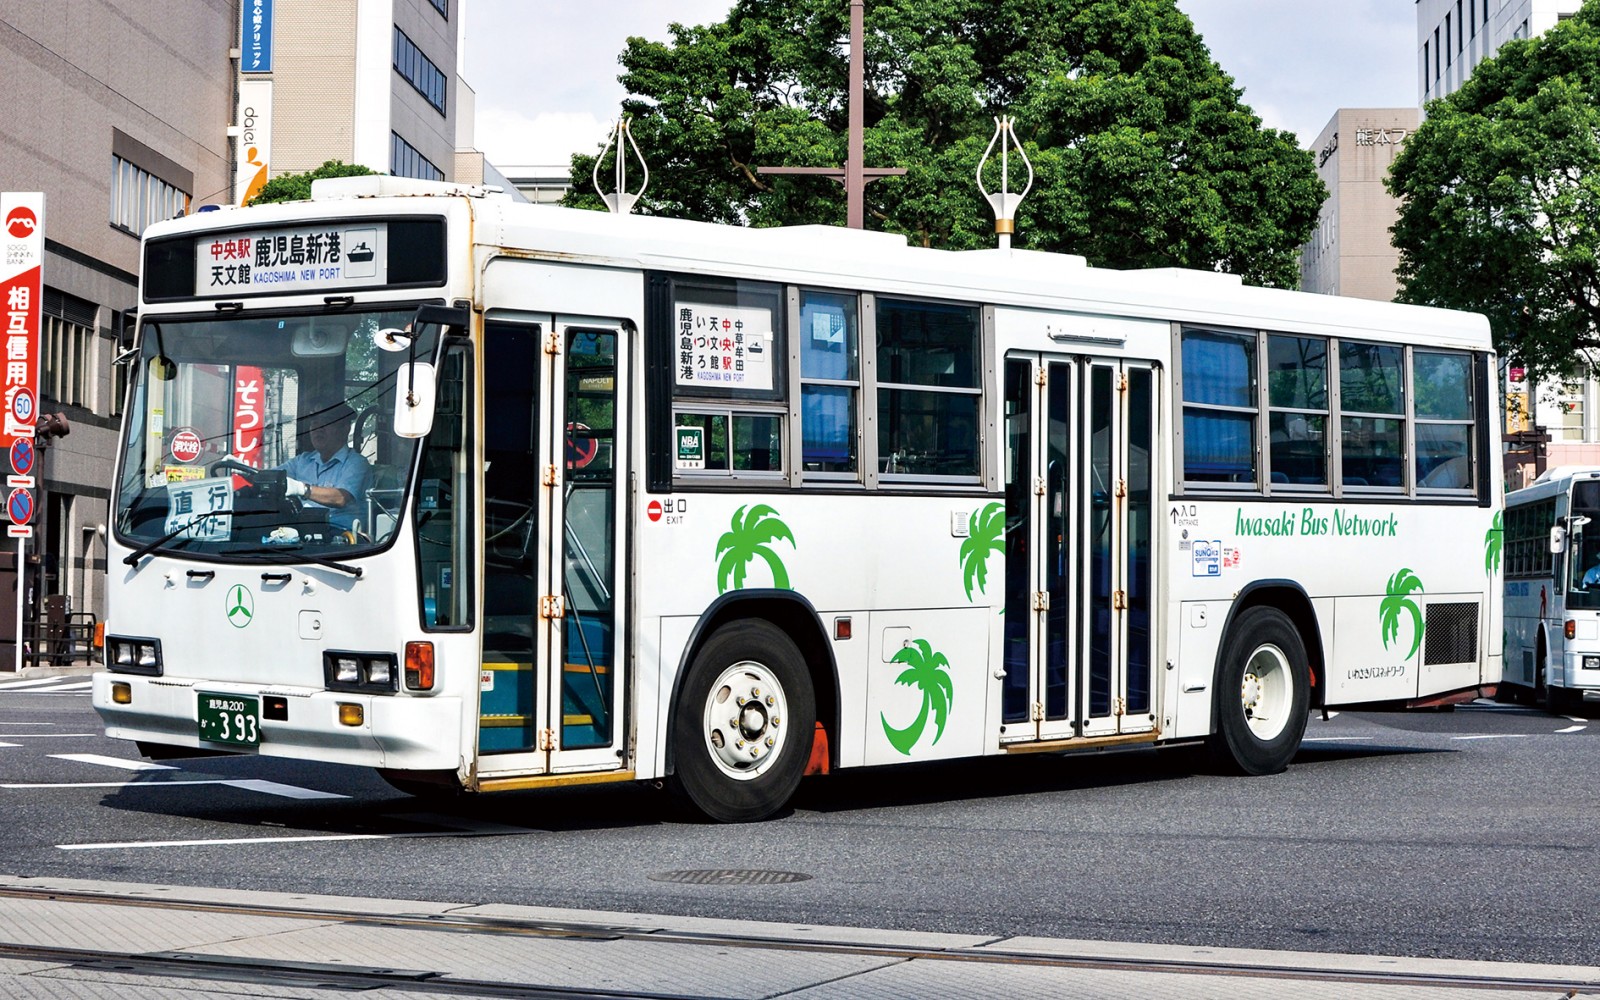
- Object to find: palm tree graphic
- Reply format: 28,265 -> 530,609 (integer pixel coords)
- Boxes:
880,638 -> 954,755
1484,510 -> 1503,576
715,504 -> 796,593
959,502 -> 1005,602
1379,567 -> 1425,659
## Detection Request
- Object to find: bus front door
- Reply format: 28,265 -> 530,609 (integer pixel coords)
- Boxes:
1003,356 -> 1157,744
477,317 -> 628,778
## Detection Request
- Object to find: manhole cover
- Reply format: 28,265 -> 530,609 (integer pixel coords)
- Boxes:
648,869 -> 812,885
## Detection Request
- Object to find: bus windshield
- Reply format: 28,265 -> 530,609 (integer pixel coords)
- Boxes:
113,307 -> 437,561
1568,481 -> 1600,609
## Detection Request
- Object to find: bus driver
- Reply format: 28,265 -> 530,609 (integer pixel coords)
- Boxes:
279,401 -> 372,533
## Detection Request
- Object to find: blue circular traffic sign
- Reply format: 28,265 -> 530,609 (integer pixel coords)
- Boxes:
9,388 -> 34,424
7,487 -> 33,526
8,437 -> 32,478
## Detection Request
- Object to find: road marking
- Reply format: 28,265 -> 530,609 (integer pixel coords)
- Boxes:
50,753 -> 176,771
1555,724 -> 1587,734
0,742 -> 18,748
2,778 -> 348,799
0,733 -> 99,738
1302,736 -> 1372,742
1452,734 -> 1529,740
224,778 -> 346,800
0,676 -> 80,690
59,832 -> 391,851
1565,716 -> 1586,723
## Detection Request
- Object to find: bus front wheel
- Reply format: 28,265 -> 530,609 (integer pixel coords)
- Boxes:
1207,607 -> 1310,776
670,620 -> 816,823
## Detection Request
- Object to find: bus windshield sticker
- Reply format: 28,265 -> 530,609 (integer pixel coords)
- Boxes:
196,225 -> 387,293
675,426 -> 705,470
675,301 -> 774,391
164,476 -> 234,542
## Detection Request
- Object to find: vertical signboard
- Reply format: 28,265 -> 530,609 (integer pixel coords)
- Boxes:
241,0 -> 274,73
233,365 -> 265,468
1,192 -> 42,540
234,79 -> 273,206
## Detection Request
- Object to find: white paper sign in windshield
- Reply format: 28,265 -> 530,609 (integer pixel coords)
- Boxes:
196,224 -> 387,293
164,476 -> 234,541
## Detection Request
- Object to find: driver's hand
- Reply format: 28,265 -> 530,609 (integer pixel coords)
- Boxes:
285,477 -> 310,498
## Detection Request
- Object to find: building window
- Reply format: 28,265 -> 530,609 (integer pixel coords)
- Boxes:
1469,0 -> 1477,37
390,132 -> 443,181
108,156 -> 189,236
393,28 -> 446,114
1423,41 -> 1431,96
1434,27 -> 1442,79
1445,15 -> 1453,65
428,0 -> 447,16
42,314 -> 93,409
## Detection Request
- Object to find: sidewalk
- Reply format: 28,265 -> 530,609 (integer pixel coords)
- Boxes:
0,875 -> 1594,998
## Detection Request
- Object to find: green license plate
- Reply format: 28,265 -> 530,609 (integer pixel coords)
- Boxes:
197,692 -> 260,746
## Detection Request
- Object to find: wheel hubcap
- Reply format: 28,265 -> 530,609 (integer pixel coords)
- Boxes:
1240,644 -> 1293,741
704,661 -> 788,780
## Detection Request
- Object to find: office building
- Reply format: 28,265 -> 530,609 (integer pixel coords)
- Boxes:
1299,108 -> 1420,301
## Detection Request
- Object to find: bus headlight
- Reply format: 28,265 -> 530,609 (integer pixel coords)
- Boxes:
322,651 -> 398,693
106,636 -> 162,676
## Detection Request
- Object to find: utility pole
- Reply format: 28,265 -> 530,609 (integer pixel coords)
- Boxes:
756,0 -> 904,228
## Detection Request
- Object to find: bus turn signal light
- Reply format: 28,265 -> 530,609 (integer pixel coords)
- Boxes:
111,682 -> 131,704
338,703 -> 364,727
405,641 -> 435,691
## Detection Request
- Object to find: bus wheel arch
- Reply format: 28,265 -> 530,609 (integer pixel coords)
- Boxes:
1208,587 -> 1316,775
1217,582 -> 1325,710
666,593 -> 836,821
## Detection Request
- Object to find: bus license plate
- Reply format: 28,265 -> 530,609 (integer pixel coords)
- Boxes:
197,693 -> 260,746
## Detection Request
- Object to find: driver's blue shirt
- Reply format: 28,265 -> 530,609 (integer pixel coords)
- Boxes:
279,446 -> 372,532
1586,563 -> 1600,588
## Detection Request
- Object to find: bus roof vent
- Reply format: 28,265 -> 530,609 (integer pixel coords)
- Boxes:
310,176 -> 505,201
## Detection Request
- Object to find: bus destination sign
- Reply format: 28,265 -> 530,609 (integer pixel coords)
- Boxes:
196,224 -> 387,294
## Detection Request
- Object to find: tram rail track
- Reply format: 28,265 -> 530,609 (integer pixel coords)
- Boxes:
0,883 -> 1595,997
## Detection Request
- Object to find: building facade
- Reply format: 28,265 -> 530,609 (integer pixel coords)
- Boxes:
0,1 -> 235,647
1417,0 -> 1583,104
1299,108 -> 1420,301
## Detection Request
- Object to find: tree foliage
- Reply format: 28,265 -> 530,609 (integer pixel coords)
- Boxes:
1389,2 -> 1600,387
561,0 -> 1323,287
249,160 -> 378,205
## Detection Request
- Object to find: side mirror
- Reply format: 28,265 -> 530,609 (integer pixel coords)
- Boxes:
393,363 -> 436,439
1551,523 -> 1567,554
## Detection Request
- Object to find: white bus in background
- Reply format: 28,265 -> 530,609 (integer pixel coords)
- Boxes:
95,177 -> 1503,822
1503,466 -> 1600,709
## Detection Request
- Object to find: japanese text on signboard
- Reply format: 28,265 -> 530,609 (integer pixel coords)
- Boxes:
165,477 -> 234,542
673,302 -> 774,391
197,226 -> 381,293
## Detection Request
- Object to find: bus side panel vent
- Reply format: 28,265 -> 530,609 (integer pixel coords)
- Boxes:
1423,602 -> 1479,665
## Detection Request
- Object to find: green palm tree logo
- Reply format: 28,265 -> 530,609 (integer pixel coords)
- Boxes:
1379,567 -> 1425,659
715,504 -> 796,593
959,502 -> 1005,602
1484,510 -> 1503,576
880,638 -> 954,755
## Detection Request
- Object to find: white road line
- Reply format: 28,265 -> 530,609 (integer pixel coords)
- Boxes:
1452,733 -> 1529,740
0,733 -> 98,738
1,777 -> 346,799
50,753 -> 176,771
224,778 -> 347,800
59,832 -> 391,851
0,677 -> 79,690
1566,716 -> 1586,723
1302,736 -> 1372,742
1555,724 -> 1587,734
45,681 -> 93,691
0,742 -> 18,748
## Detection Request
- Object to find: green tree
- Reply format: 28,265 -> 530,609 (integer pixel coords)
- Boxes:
564,0 -> 1323,287
1388,2 -> 1600,387
1379,567 -> 1425,660
880,638 -> 954,753
715,504 -> 796,592
249,160 -> 378,206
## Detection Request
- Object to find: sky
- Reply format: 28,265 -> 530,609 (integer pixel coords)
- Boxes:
460,0 -> 1417,168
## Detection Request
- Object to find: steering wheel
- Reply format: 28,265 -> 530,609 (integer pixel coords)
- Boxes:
210,458 -> 261,480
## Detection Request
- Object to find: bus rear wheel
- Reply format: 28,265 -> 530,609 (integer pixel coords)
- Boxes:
670,620 -> 816,823
1207,607 -> 1310,776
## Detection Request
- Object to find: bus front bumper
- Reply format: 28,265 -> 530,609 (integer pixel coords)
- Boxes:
91,672 -> 461,771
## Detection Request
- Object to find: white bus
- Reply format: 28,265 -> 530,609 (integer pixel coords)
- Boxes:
95,177 -> 1504,821
1503,466 -> 1600,709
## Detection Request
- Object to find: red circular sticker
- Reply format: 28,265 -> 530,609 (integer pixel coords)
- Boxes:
647,500 -> 663,522
566,422 -> 598,469
170,428 -> 204,463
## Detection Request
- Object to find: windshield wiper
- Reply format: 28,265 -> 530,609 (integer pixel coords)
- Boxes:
231,546 -> 364,578
122,514 -> 214,567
